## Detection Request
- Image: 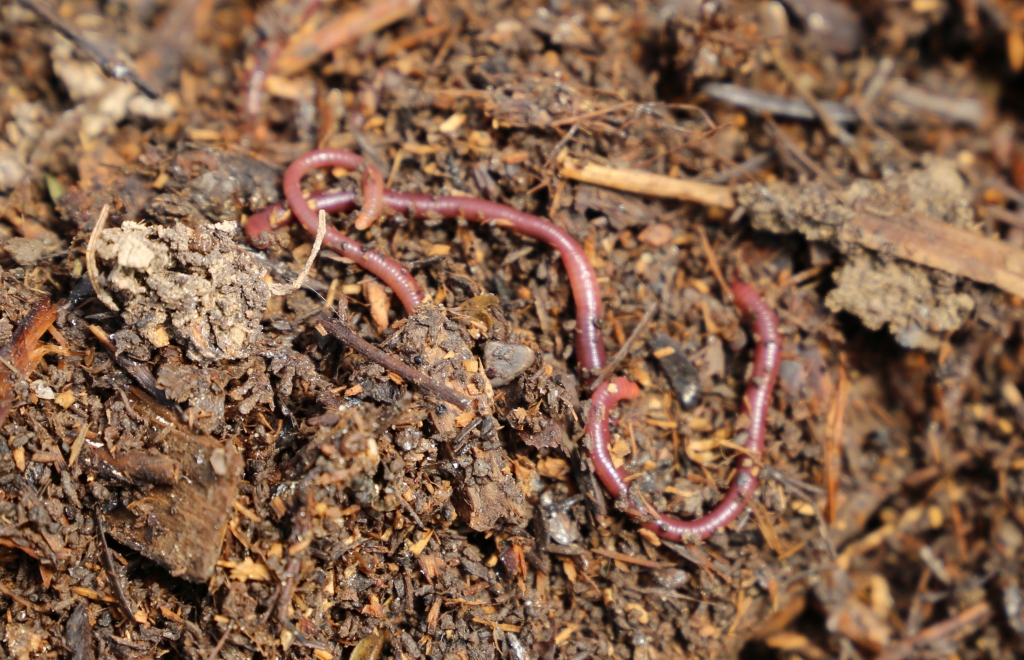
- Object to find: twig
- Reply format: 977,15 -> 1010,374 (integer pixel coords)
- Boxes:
208,621 -> 233,660
86,325 -> 183,416
887,84 -> 990,128
549,102 -> 633,128
93,511 -> 137,625
558,157 -> 735,209
702,82 -> 858,125
273,0 -> 421,75
15,0 -> 159,98
431,12 -> 464,68
771,46 -> 855,146
450,415 -> 483,454
700,150 -> 775,184
590,547 -> 665,569
267,209 -> 327,296
988,178 -> 1024,207
763,467 -> 837,559
987,205 -> 1024,230
696,226 -> 731,301
85,204 -> 118,311
400,498 -> 426,529
876,601 -> 992,660
316,314 -> 471,410
764,117 -> 843,190
0,580 -> 43,611
588,301 -> 658,393
824,366 -> 850,524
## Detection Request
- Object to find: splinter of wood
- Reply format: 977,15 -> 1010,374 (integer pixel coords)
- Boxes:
316,314 -> 471,411
93,511 -> 137,625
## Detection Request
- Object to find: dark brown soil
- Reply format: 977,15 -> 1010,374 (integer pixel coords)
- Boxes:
2,0 -> 1024,659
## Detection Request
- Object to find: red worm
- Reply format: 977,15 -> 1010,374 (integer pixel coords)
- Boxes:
587,282 -> 779,540
278,150 -> 423,312
251,150 -> 605,371
249,149 -> 780,540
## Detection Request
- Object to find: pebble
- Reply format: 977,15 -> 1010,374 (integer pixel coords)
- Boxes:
483,341 -> 536,387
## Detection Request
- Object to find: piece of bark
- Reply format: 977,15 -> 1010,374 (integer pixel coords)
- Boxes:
273,0 -> 421,75
842,211 -> 1024,297
451,447 -> 529,532
102,392 -> 243,582
65,603 -> 96,660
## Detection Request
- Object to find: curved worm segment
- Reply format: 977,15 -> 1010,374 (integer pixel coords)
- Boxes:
248,149 -> 781,543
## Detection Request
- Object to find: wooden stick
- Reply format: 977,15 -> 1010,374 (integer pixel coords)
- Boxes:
588,300 -> 658,393
316,314 -> 471,411
876,602 -> 992,660
845,211 -> 1024,298
267,210 -> 326,296
94,511 -> 137,625
274,0 -> 421,76
85,204 -> 117,312
16,0 -> 159,98
558,157 -> 736,209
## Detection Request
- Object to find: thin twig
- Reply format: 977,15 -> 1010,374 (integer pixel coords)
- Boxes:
549,102 -> 633,128
86,325 -> 183,416
208,621 -> 233,660
876,602 -> 992,660
764,117 -> 843,190
316,314 -> 471,410
0,581 -> 43,611
696,226 -> 730,299
15,0 -> 159,98
700,150 -> 775,184
771,46 -> 855,147
267,209 -> 327,296
588,301 -> 658,393
451,415 -> 483,454
559,157 -> 735,208
93,511 -> 137,625
763,466 -> 837,559
400,498 -> 426,529
701,82 -> 858,125
86,204 -> 118,312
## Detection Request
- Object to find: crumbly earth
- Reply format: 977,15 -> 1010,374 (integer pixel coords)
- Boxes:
94,220 -> 270,362
825,255 -> 975,351
739,158 -> 979,349
4,0 -> 1024,658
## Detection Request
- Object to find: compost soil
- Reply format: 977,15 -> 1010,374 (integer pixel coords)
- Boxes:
2,0 -> 1024,658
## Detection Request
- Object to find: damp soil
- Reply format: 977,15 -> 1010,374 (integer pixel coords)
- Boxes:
2,0 -> 1024,659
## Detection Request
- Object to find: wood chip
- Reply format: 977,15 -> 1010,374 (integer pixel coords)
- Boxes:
409,529 -> 433,556
559,157 -> 735,209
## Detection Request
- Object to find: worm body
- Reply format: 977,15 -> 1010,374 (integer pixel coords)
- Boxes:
587,282 -> 779,540
250,151 -> 605,370
249,149 -> 780,541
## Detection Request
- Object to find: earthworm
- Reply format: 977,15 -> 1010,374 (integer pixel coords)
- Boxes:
250,150 -> 605,371
249,149 -> 779,540
587,282 -> 779,540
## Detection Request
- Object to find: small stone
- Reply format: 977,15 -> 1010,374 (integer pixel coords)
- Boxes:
30,379 -> 55,400
483,341 -> 536,387
5,237 -> 45,266
210,448 -> 227,477
996,518 -> 1024,557
638,223 -> 673,247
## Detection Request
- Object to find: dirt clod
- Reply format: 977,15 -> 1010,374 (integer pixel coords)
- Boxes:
95,221 -> 269,361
